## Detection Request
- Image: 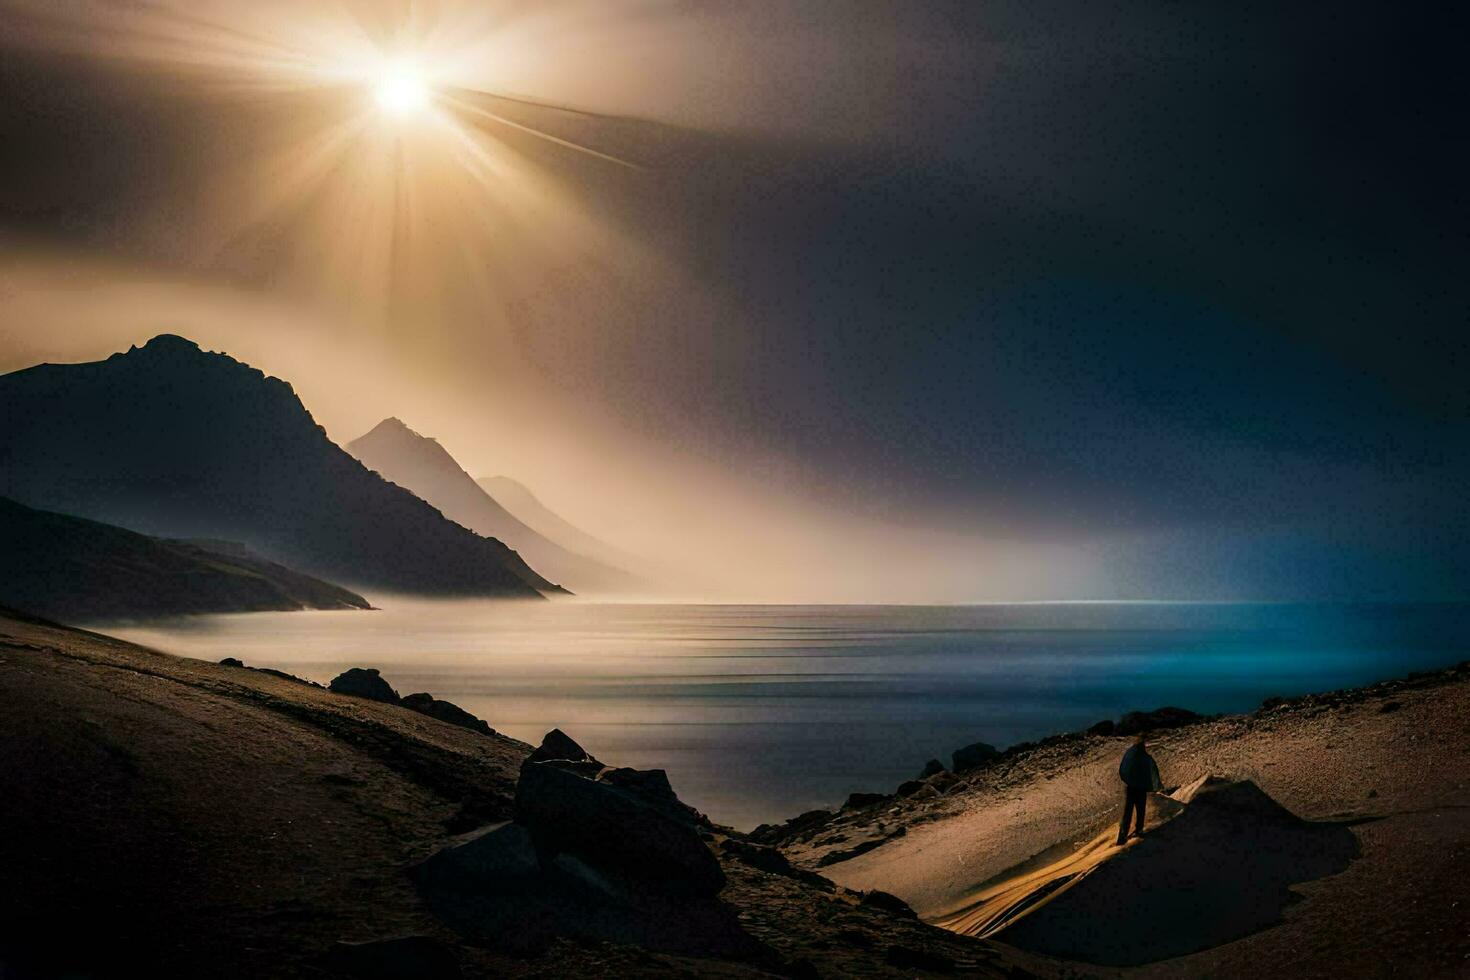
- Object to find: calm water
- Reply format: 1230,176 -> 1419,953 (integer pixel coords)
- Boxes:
109,601 -> 1470,829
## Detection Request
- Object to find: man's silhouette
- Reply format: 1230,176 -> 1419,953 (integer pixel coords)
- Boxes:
1116,733 -> 1161,845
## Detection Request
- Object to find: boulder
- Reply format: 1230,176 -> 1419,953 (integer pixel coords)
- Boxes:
401,693 -> 494,736
918,758 -> 946,778
598,767 -> 703,824
844,792 -> 888,810
1115,707 -> 1202,736
895,780 -> 925,797
747,808 -> 833,845
952,740 -> 1000,773
925,770 -> 959,792
328,667 -> 399,704
1087,719 -> 1116,736
514,761 -> 725,897
218,657 -> 244,668
860,889 -> 918,919
720,838 -> 794,875
527,728 -> 596,764
411,821 -> 757,959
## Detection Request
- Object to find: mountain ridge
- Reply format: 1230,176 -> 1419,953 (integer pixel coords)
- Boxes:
0,495 -> 371,621
348,418 -> 638,595
0,336 -> 562,598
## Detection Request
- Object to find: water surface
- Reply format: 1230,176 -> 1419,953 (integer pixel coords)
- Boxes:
110,601 -> 1470,829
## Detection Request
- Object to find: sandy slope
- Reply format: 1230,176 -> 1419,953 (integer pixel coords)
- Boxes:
0,612 -> 1030,979
0,611 -> 534,978
785,664 -> 1470,977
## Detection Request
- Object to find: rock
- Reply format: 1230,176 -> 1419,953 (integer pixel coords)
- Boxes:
844,792 -> 888,810
411,822 -> 757,959
885,945 -> 954,972
401,693 -> 494,736
860,889 -> 918,919
747,808 -> 833,845
526,728 -> 595,764
1087,719 -> 1116,736
895,780 -> 925,797
952,740 -> 1000,773
1379,700 -> 1402,713
598,766 -> 678,805
919,758 -> 945,778
1115,706 -> 1202,736
328,667 -> 399,704
321,935 -> 461,979
598,767 -> 703,824
218,657 -> 244,668
925,770 -> 959,792
720,837 -> 793,874
537,759 -> 605,778
1259,695 -> 1286,711
413,822 -> 542,893
514,761 -> 725,897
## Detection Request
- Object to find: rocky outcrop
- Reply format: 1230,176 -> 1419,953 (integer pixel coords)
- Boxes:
402,693 -> 494,736
844,792 -> 888,810
329,668 -> 400,704
747,808 -> 833,846
952,740 -> 1000,772
516,761 -> 725,896
1115,706 -> 1204,736
526,728 -> 597,765
411,732 -> 763,962
919,758 -> 946,778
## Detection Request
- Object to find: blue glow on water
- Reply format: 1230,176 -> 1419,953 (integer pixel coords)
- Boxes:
109,601 -> 1470,829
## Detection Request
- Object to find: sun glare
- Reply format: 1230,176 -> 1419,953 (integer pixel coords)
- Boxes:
374,62 -> 429,116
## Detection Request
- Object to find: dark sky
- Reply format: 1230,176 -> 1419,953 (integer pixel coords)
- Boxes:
1,1 -> 1467,599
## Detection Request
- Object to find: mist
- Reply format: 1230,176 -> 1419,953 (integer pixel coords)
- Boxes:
2,1 -> 1466,601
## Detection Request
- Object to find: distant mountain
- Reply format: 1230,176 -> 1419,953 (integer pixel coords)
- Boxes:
348,419 -> 640,595
0,495 -> 370,621
477,475 -> 646,576
0,336 -> 559,598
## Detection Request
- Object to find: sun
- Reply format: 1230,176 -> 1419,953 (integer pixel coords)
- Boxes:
373,61 -> 430,117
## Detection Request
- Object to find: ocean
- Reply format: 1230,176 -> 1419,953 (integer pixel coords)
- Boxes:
109,600 -> 1470,829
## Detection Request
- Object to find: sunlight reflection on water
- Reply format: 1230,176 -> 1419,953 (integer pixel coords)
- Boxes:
109,600 -> 1470,828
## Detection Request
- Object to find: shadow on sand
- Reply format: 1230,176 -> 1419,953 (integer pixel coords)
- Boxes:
934,776 -> 1360,966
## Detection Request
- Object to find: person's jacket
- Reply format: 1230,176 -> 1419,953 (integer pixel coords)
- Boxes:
1119,744 -> 1161,791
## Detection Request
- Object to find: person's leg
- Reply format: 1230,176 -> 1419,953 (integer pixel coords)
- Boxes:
1133,787 -> 1147,835
1117,790 -> 1135,843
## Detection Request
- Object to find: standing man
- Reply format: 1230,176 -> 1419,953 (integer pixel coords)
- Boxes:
1116,732 -> 1161,845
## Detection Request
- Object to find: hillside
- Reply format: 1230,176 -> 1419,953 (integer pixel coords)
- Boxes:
0,495 -> 370,621
0,336 -> 560,598
349,418 -> 638,594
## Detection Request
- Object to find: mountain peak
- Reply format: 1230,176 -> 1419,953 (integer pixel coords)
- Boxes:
134,334 -> 204,355
373,416 -> 423,439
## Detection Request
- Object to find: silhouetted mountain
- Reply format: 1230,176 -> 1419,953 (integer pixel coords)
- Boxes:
348,419 -> 640,595
0,336 -> 559,598
0,496 -> 370,621
477,475 -> 647,575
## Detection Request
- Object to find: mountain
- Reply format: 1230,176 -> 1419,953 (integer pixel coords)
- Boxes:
0,496 -> 370,621
0,336 -> 559,598
348,419 -> 640,594
477,475 -> 647,576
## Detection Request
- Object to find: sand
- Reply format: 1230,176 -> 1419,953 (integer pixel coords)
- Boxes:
785,663 -> 1470,977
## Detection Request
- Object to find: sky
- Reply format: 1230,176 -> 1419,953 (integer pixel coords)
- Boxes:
1,1 -> 1466,601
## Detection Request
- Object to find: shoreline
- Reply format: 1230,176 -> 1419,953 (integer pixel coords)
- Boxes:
3,610 -> 1465,977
